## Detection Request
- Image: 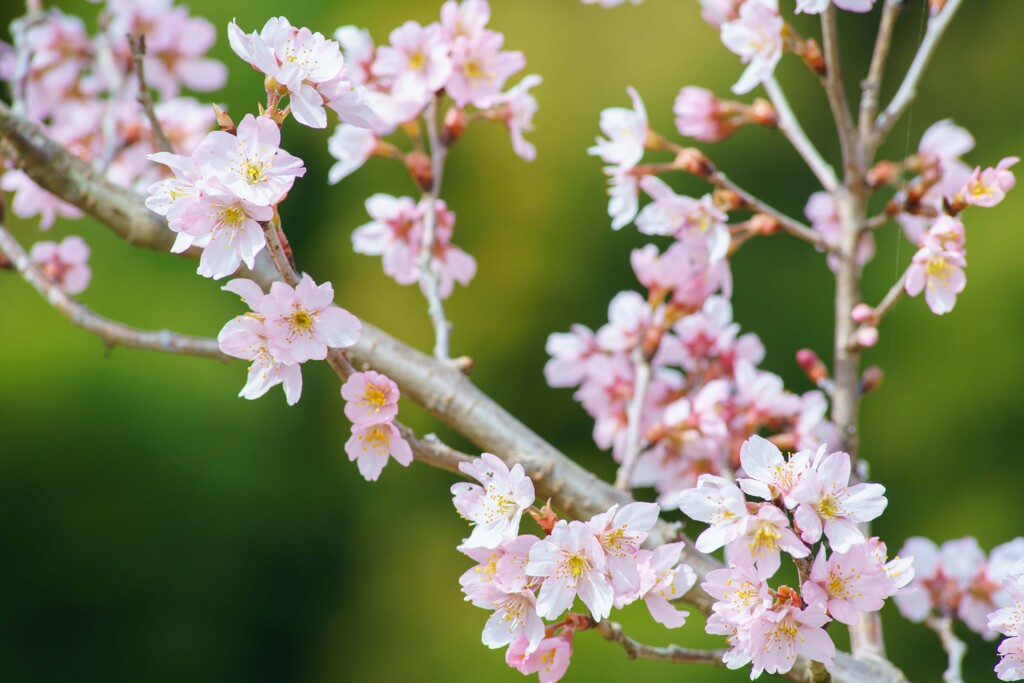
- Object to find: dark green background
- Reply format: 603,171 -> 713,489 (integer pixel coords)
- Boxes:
2,1 -> 1022,681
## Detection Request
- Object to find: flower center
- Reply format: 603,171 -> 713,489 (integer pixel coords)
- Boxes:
567,554 -> 591,578
409,50 -> 427,70
291,310 -> 314,329
358,425 -> 391,454
926,256 -> 951,281
362,382 -> 389,409
242,159 -> 269,185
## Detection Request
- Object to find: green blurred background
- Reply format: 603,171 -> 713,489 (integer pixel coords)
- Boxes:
1,1 -> 1022,681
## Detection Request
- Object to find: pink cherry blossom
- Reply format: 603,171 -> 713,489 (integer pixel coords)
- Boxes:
451,453 -> 535,549
632,542 -> 697,627
588,86 -> 648,170
12,10 -> 92,121
595,290 -> 650,353
256,275 -> 362,364
737,435 -> 814,507
218,280 -> 302,406
469,581 -> 545,654
341,370 -> 400,427
446,30 -> 524,109
228,18 -> 368,129
544,324 -> 599,388
354,194 -> 421,285
441,0 -> 492,42
636,176 -> 729,260
527,520 -> 614,621
334,26 -> 376,86
805,191 -> 875,272
606,168 -> 640,230
372,21 -> 453,108
734,360 -> 801,425
498,75 -> 542,162
990,574 -> 1024,639
193,114 -> 306,207
674,86 -> 739,142
107,0 -> 226,98
327,125 -> 378,184
29,235 -> 91,295
0,170 -> 83,230
963,156 -> 1019,208
727,504 -> 809,577
345,421 -> 413,481
506,632 -> 573,683
796,0 -> 876,14
178,190 -> 272,280
790,449 -> 887,552
145,152 -> 204,237
904,219 -> 967,316
802,543 -> 891,625
720,0 -> 783,95
747,602 -> 835,677
702,563 -> 772,628
996,636 -> 1024,681
676,474 -> 749,553
588,501 -> 660,594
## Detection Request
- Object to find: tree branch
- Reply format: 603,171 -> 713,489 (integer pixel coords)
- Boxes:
614,345 -> 651,491
819,6 -> 858,177
0,222 -> 228,360
417,97 -> 452,360
925,616 -> 967,683
764,76 -> 839,192
128,34 -> 173,155
874,0 -> 965,140
859,0 -> 903,153
589,618 -> 726,665
708,169 -> 827,249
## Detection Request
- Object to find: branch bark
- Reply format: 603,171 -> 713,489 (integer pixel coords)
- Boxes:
0,222 -> 228,361
590,618 -> 726,665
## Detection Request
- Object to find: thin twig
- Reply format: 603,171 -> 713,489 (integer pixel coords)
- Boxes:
875,0 -> 966,140
128,34 -> 173,154
614,345 -> 651,491
0,223 -> 227,360
590,618 -> 726,665
709,170 -> 827,249
819,7 -> 858,176
260,219 -> 300,287
417,97 -> 452,361
925,616 -> 967,683
764,77 -> 839,191
859,0 -> 904,151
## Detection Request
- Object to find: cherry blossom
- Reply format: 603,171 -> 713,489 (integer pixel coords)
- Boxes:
630,542 -> 697,628
257,275 -> 362,364
452,453 -> 535,550
345,421 -> 413,481
737,435 -> 814,507
674,86 -> 739,142
178,190 -> 272,280
802,543 -> 891,625
372,21 -> 453,107
193,114 -> 306,207
963,157 -> 1019,208
498,74 -> 542,162
327,125 -> 378,184
720,0 -> 783,95
796,0 -> 876,14
544,324 -> 599,388
746,601 -> 835,677
636,175 -> 729,260
790,449 -> 887,552
588,86 -> 648,170
341,371 -> 401,427
446,30 -> 524,109
588,501 -> 660,594
904,217 -> 968,316
527,520 -> 614,621
441,0 -> 492,42
1,170 -> 83,230
29,235 -> 91,295
677,474 -> 749,553
506,631 -> 573,683
727,504 -> 808,577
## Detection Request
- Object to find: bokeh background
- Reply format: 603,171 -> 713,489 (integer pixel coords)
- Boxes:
1,1 -> 1023,681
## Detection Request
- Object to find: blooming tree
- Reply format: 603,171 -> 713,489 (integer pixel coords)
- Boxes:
0,0 -> 1020,681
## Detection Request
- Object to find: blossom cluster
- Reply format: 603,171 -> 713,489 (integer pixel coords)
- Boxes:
28,235 -> 91,295
893,536 -> 1024,639
327,0 -> 541,185
353,194 -> 476,298
452,454 -> 695,683
145,114 -> 306,279
1,1 -> 225,229
991,562 -> 1024,680
340,371 -> 413,481
682,436 -> 908,677
217,276 -> 361,406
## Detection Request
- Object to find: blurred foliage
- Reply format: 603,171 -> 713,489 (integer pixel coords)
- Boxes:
1,0 -> 1023,681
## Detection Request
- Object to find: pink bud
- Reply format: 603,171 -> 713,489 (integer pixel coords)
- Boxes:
854,326 -> 879,348
796,348 -> 829,384
851,303 -> 876,324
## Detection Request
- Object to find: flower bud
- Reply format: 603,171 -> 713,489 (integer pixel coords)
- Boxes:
749,213 -> 780,236
796,348 -> 830,385
673,147 -> 714,179
800,38 -> 826,77
867,160 -> 896,188
748,98 -> 777,128
213,104 -> 236,134
442,106 -> 467,147
405,151 -> 434,192
851,303 -> 877,325
859,366 -> 885,395
853,326 -> 879,348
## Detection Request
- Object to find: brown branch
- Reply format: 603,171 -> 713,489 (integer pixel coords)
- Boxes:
0,222 -> 227,360
128,34 -> 173,154
819,6 -> 858,177
874,0 -> 965,140
589,618 -> 726,665
709,170 -> 827,249
859,0 -> 903,154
